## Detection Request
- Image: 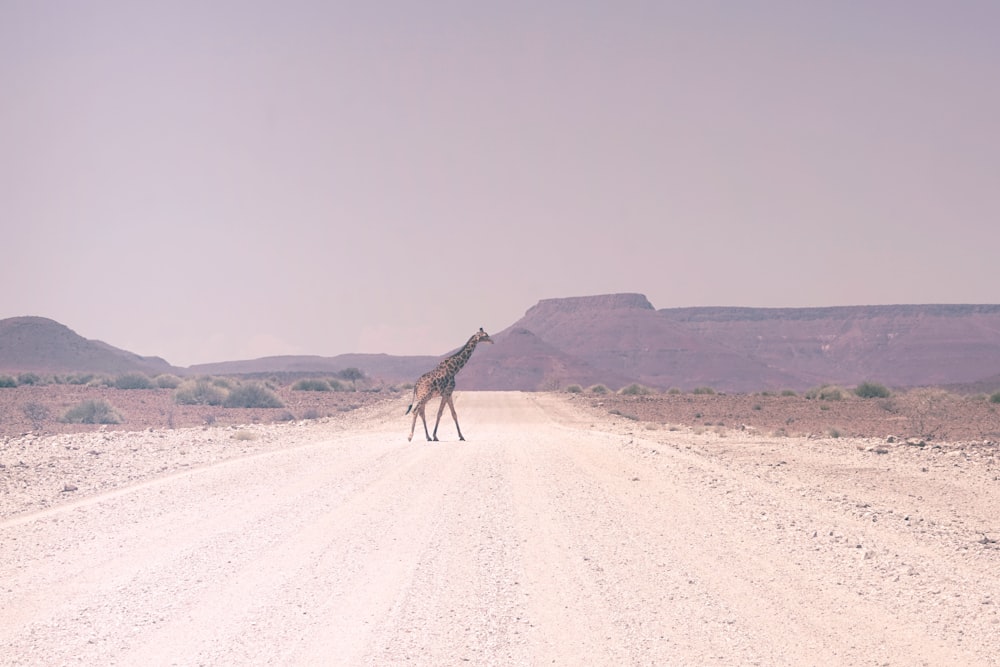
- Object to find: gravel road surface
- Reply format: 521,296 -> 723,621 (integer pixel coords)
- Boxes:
3,391 -> 999,665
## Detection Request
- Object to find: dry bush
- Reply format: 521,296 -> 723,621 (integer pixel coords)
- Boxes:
900,388 -> 958,439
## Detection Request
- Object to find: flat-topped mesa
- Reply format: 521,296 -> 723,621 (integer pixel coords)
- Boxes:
659,303 -> 1000,323
525,293 -> 654,317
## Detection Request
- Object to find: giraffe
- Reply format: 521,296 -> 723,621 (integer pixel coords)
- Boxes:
406,328 -> 493,442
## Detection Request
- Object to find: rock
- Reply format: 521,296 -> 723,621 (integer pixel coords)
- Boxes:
61,483 -> 78,493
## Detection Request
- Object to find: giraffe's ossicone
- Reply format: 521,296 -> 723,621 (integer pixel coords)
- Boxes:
406,328 -> 493,442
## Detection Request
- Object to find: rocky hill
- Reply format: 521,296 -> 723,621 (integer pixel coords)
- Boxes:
0,317 -> 175,376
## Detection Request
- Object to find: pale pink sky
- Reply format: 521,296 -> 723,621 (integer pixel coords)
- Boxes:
2,2 -> 998,366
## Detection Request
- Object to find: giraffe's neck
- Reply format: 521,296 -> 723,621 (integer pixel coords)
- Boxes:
442,336 -> 480,376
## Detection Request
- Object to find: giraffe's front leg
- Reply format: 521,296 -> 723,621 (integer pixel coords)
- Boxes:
431,396 -> 448,441
445,395 -> 465,441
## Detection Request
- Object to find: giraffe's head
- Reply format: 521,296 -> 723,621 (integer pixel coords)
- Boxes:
474,327 -> 494,345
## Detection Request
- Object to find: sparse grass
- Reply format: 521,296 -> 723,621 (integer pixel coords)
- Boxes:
588,384 -> 610,395
232,429 -> 258,441
114,373 -> 155,390
609,409 -> 639,421
292,379 -> 332,392
61,399 -> 123,424
223,383 -> 284,409
692,386 -> 716,395
565,384 -> 583,394
667,388 -> 682,395
780,389 -> 797,397
855,381 -> 891,399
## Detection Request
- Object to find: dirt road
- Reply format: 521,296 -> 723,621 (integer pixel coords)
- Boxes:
3,392 -> 1000,665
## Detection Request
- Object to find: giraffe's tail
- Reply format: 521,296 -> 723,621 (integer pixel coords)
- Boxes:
405,404 -> 413,415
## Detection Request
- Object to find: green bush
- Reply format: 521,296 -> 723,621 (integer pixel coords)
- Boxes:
174,379 -> 228,406
692,386 -> 716,395
223,383 -> 284,409
17,372 -> 41,386
114,373 -> 155,390
588,384 -> 610,395
855,381 -> 891,399
565,384 -> 583,394
292,379 -> 332,392
61,399 -> 123,424
619,383 -> 653,396
0,375 -> 16,388
990,391 -> 1000,404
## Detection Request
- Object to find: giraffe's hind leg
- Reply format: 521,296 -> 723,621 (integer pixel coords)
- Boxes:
408,399 -> 433,442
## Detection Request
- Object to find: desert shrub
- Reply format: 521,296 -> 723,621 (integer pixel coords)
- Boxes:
232,429 -> 257,441
692,386 -> 715,395
114,373 -> 155,390
780,389 -> 798,397
619,383 -> 653,396
302,408 -> 322,420
902,388 -> 956,439
293,379 -> 332,392
17,372 -> 41,386
61,399 -> 122,424
211,377 -> 235,390
174,379 -> 228,406
155,374 -> 182,389
855,381 -> 891,399
337,367 -> 364,381
0,375 -> 16,388
588,384 -> 610,395
667,387 -> 682,395
223,383 -> 284,409
609,409 -> 639,421
565,384 -> 583,393
991,391 -> 1000,404
64,373 -> 96,385
22,402 -> 50,428
805,385 -> 844,401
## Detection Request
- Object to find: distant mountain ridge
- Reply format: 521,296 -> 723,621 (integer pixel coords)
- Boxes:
3,295 -> 1000,392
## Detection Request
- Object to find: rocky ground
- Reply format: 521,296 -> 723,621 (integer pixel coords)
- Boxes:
589,388 -> 1000,445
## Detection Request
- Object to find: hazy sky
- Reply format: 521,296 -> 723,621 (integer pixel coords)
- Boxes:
3,2 -> 998,366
